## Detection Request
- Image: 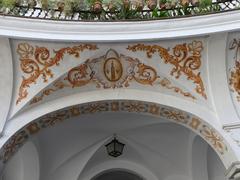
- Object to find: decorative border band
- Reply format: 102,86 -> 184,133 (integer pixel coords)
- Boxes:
0,100 -> 227,164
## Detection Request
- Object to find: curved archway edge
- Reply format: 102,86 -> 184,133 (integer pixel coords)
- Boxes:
81,160 -> 159,180
90,168 -> 144,180
0,100 -> 237,170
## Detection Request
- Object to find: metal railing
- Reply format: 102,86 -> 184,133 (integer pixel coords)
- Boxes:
0,0 -> 240,21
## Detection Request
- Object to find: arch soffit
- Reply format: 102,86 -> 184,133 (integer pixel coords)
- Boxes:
0,100 -> 237,170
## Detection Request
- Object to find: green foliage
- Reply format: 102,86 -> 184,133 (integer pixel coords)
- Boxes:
152,8 -> 158,17
2,0 -> 15,8
0,0 -> 226,20
151,8 -> 170,18
160,0 -> 167,4
102,0 -> 121,9
41,0 -> 48,10
71,0 -> 82,11
48,0 -> 57,9
63,0 -> 87,14
211,3 -> 221,11
86,0 -> 102,5
64,0 -> 73,15
199,0 -> 212,8
159,10 -> 169,17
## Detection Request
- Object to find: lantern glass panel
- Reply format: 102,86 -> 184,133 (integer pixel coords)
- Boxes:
115,141 -> 124,153
106,142 -> 114,154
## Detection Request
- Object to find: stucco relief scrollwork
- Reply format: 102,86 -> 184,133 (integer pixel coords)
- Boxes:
200,125 -> 227,154
67,49 -> 159,89
127,41 -> 207,99
16,43 -> 98,105
30,49 -> 195,104
0,101 -> 228,164
30,80 -> 70,104
1,131 -> 28,163
229,39 -> 240,101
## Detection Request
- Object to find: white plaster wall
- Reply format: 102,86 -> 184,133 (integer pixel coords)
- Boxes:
192,136 -> 209,180
1,141 -> 39,180
1,150 -> 23,180
0,37 -> 13,133
207,146 -> 228,180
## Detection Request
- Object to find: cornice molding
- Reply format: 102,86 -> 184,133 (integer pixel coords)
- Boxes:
224,124 -> 240,131
0,11 -> 240,41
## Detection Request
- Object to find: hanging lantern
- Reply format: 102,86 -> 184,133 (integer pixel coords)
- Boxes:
105,136 -> 125,158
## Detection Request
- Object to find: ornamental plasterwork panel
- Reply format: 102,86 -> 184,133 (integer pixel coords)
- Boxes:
228,34 -> 240,118
29,49 -> 196,105
0,100 -> 228,165
10,40 -> 100,117
127,40 -> 207,99
15,42 -> 98,105
10,38 -> 211,118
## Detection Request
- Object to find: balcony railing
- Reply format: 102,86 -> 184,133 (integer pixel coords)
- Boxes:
0,0 -> 239,21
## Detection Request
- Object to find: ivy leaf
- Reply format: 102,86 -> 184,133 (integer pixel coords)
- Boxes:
152,8 -> 158,17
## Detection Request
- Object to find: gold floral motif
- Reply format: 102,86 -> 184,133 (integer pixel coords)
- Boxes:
133,63 -> 158,85
149,104 -> 160,115
229,61 -> 240,101
111,102 -> 120,111
127,40 -> 207,99
0,100 -> 228,164
121,102 -> 148,113
229,39 -> 240,101
16,43 -> 98,104
30,80 -> 70,104
69,107 -> 81,116
66,64 -> 92,88
82,103 -> 109,114
31,49 -> 195,104
189,117 -> 201,130
200,125 -> 227,154
1,131 -> 28,163
159,78 -> 196,100
39,110 -> 69,128
160,108 -> 189,124
17,43 -> 34,58
26,122 -> 40,134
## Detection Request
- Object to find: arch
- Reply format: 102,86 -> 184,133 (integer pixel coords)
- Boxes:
91,168 -> 144,180
80,160 -> 158,180
0,100 -> 238,171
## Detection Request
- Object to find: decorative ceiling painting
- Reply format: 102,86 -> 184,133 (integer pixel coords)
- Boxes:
10,38 -> 211,118
228,33 -> 240,117
0,100 -> 228,165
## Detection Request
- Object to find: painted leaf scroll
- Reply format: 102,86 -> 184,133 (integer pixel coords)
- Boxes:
127,40 -> 207,99
30,49 -> 196,104
16,43 -> 98,104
